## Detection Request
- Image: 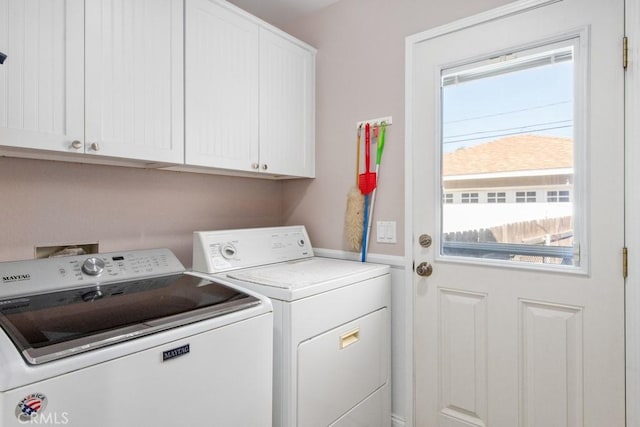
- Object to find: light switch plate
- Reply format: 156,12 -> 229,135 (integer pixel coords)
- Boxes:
376,221 -> 397,243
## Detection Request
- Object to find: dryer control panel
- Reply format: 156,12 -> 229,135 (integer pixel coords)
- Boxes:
192,226 -> 314,273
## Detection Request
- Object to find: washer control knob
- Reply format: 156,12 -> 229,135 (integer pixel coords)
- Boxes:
82,257 -> 105,276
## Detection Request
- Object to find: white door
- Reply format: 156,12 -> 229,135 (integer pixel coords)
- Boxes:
406,0 -> 625,426
0,0 -> 84,153
85,0 -> 184,163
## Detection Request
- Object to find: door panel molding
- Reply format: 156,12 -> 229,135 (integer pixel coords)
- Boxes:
519,300 -> 583,427
439,289 -> 488,427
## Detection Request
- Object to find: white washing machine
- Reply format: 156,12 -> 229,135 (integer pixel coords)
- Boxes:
0,248 -> 273,426
192,226 -> 391,427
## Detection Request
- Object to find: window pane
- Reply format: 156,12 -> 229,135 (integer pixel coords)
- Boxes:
440,40 -> 576,266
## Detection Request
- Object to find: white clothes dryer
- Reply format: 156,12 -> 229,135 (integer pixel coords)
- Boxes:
192,226 -> 391,427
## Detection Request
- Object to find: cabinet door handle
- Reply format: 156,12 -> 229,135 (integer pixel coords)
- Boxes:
262,164 -> 268,171
71,140 -> 83,150
0,52 -> 6,64
251,162 -> 259,170
90,142 -> 100,151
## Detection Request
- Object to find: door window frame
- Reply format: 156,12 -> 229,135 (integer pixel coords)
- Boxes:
433,30 -> 590,274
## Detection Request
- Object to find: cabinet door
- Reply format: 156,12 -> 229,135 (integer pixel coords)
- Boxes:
259,29 -> 315,178
85,0 -> 184,163
0,0 -> 84,152
185,0 -> 259,172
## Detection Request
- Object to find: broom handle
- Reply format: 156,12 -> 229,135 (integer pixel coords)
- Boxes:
361,194 -> 370,262
364,123 -> 386,259
365,123 -> 371,173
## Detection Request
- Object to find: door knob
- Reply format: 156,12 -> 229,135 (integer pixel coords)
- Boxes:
71,140 -> 83,150
416,261 -> 433,277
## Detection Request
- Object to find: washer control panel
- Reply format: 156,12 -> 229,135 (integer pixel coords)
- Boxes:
0,248 -> 184,298
192,226 -> 314,273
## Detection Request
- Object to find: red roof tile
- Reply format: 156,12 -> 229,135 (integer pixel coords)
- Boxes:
443,135 -> 573,176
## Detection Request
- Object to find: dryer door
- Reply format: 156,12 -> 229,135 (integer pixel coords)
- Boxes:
297,307 -> 389,426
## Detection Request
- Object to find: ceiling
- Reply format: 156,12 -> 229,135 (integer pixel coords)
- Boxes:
227,0 -> 341,27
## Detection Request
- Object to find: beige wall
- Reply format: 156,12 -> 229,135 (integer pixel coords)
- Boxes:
281,0 -> 512,256
0,157 -> 282,265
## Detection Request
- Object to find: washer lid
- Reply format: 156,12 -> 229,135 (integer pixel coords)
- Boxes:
0,273 -> 260,364
227,258 -> 385,289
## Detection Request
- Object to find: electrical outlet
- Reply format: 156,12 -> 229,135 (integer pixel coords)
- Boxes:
376,221 -> 397,243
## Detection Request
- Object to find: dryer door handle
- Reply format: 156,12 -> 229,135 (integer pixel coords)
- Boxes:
339,328 -> 360,349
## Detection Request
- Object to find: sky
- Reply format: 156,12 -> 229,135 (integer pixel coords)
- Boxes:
441,60 -> 573,153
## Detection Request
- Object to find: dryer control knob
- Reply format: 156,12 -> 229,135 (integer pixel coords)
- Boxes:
221,243 -> 237,259
82,257 -> 105,276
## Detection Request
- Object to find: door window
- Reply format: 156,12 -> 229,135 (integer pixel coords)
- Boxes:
440,38 -> 582,268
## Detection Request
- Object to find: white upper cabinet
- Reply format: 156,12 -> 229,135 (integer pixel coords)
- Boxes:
185,0 -> 259,171
0,0 -> 183,164
85,0 -> 184,163
0,0 -> 84,152
1,0 -> 313,177
259,28 -> 315,177
185,0 -> 316,178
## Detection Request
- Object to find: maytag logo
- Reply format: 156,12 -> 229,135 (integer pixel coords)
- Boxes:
2,274 -> 31,284
162,344 -> 190,362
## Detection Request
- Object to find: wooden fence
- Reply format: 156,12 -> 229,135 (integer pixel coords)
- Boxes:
444,216 -> 573,246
